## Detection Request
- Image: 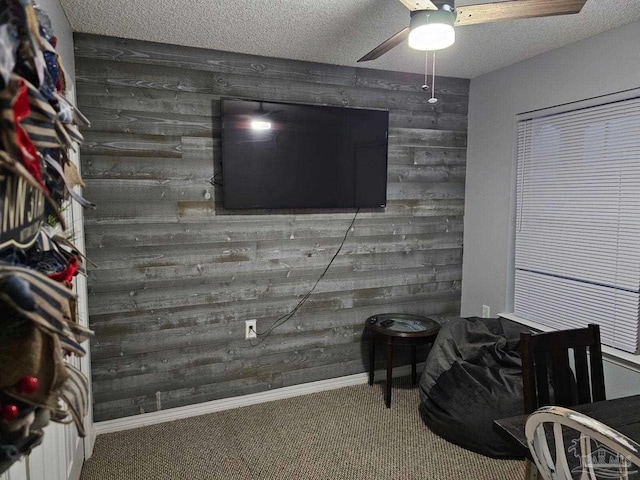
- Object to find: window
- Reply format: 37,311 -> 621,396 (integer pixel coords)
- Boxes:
514,92 -> 640,354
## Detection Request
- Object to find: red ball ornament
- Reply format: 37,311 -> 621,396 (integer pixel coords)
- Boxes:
17,376 -> 39,394
1,404 -> 19,421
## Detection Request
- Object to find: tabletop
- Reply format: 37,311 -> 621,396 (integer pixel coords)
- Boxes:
365,313 -> 440,339
494,393 -> 640,457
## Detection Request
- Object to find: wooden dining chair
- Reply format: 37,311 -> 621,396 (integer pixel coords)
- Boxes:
525,405 -> 640,480
520,324 -> 606,415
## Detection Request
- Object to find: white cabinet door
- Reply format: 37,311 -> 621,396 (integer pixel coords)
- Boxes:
1,418 -> 84,480
2,461 -> 28,480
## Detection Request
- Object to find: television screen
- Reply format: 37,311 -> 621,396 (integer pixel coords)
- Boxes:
220,99 -> 388,209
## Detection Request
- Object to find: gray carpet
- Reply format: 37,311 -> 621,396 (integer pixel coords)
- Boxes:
81,378 -> 525,479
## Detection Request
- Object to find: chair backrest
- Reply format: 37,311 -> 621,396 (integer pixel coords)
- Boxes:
521,324 -> 606,414
525,406 -> 640,480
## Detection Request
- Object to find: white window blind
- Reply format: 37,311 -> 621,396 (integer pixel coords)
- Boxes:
514,95 -> 640,353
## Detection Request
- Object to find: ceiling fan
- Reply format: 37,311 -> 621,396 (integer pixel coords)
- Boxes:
358,0 -> 588,62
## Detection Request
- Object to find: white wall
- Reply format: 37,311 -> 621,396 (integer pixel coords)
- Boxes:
461,20 -> 640,397
462,20 -> 640,317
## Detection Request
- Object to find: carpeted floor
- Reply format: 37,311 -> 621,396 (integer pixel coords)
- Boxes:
81,378 -> 525,479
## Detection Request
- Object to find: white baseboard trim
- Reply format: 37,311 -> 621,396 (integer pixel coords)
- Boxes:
95,364 -> 420,435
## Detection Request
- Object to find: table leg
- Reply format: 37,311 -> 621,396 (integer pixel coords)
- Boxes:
368,332 -> 375,386
385,341 -> 393,408
411,344 -> 417,384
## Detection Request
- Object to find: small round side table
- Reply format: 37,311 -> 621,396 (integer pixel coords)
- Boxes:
365,313 -> 440,408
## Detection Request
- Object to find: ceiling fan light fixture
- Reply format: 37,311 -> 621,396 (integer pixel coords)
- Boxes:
408,8 -> 455,51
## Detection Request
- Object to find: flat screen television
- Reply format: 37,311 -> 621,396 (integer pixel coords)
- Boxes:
220,98 -> 389,209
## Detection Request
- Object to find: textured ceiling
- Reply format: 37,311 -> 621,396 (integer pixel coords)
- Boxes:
59,0 -> 640,79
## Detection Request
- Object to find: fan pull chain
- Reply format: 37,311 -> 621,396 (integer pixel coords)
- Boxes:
421,51 -> 438,104
428,51 -> 438,104
422,50 -> 429,92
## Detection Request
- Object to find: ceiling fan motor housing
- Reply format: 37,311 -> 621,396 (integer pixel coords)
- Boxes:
431,1 -> 455,13
409,3 -> 456,30
408,2 -> 456,51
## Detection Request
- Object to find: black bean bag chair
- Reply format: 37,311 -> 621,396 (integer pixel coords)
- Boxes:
418,316 -> 530,458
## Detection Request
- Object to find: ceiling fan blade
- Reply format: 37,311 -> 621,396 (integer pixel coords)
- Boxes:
357,27 -> 410,62
396,0 -> 438,11
455,0 -> 587,26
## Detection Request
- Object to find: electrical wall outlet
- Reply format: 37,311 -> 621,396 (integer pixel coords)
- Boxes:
482,305 -> 491,318
245,319 -> 257,339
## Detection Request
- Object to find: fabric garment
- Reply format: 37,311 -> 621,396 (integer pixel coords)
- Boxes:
0,0 -> 92,473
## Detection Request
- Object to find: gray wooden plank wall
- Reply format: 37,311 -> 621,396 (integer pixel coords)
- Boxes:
74,33 -> 469,422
